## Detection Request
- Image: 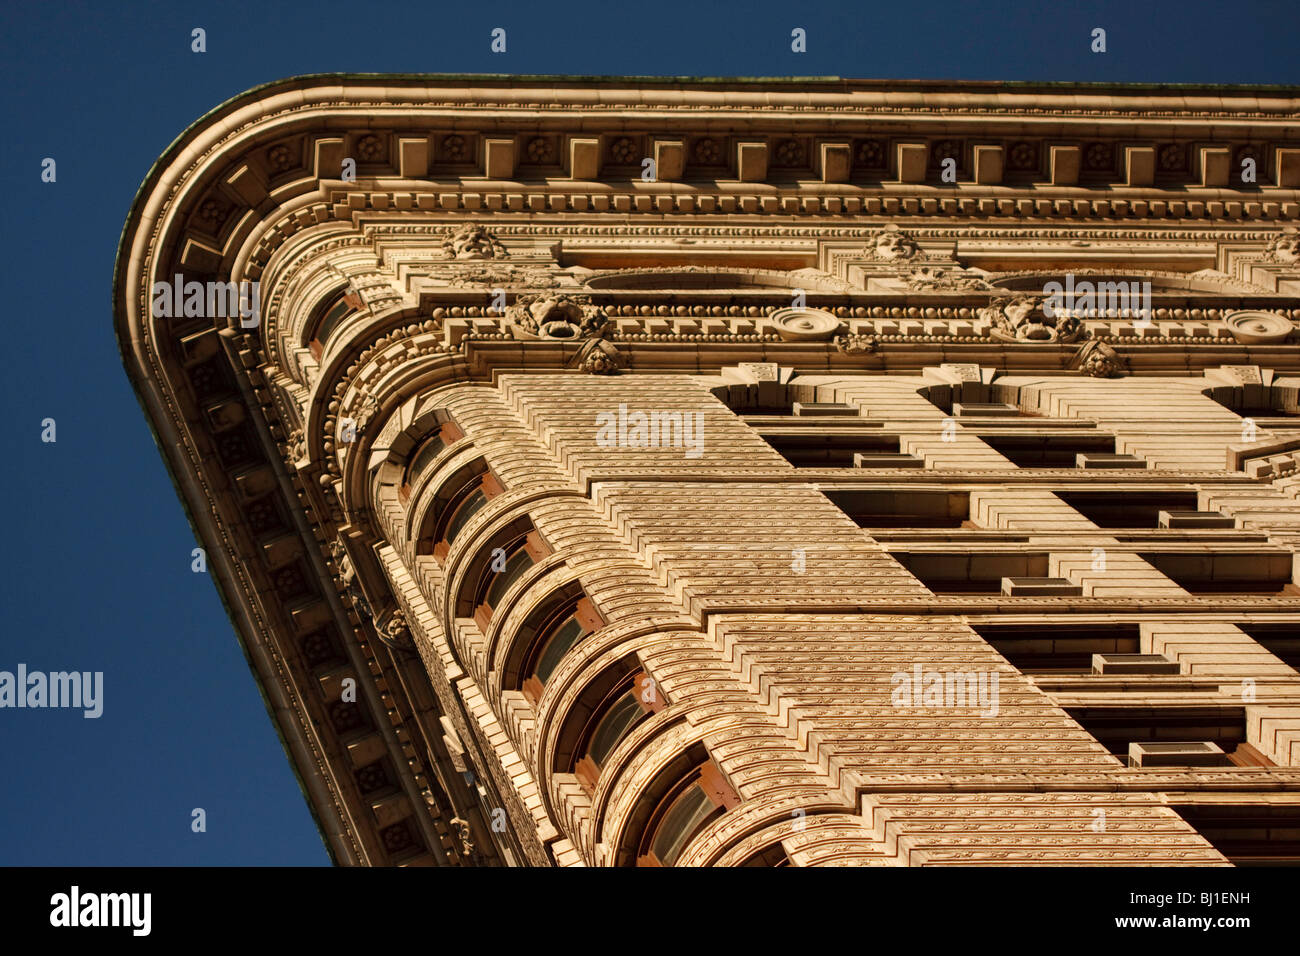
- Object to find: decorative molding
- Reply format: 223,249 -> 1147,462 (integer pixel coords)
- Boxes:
904,264 -> 994,291
769,307 -> 843,342
834,332 -> 879,354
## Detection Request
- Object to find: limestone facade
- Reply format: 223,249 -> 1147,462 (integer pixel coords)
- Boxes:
115,76 -> 1300,865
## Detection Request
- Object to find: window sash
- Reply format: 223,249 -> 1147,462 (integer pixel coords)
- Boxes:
650,783 -> 718,867
484,543 -> 533,609
443,488 -> 488,546
309,295 -> 353,356
533,614 -> 584,686
405,434 -> 446,487
586,689 -> 646,768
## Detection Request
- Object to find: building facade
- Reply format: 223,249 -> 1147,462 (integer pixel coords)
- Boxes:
115,75 -> 1300,866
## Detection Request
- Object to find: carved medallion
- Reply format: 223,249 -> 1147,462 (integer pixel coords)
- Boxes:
769,307 -> 842,342
1223,310 -> 1294,344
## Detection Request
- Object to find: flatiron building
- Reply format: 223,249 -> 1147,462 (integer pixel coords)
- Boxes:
115,76 -> 1300,866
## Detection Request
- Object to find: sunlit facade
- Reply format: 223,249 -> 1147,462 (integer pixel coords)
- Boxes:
116,76 -> 1300,865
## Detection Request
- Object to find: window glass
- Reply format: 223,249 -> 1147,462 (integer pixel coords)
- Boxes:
587,689 -> 645,767
533,614 -> 584,685
651,783 -> 718,866
313,297 -> 352,347
405,435 -> 446,487
485,543 -> 532,608
444,487 -> 488,545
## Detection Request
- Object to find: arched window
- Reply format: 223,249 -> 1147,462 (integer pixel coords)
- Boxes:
307,287 -> 361,360
517,596 -> 605,704
570,669 -> 662,792
739,843 -> 791,867
400,421 -> 464,504
470,528 -> 551,631
431,468 -> 504,561
637,759 -> 740,867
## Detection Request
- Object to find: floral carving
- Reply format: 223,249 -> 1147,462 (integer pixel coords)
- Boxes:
856,139 -> 885,168
1158,143 -> 1185,171
576,339 -> 623,374
356,135 -> 384,162
267,144 -> 293,171
1084,142 -> 1112,170
610,137 -> 637,164
982,294 -> 1087,344
833,333 -> 878,354
441,224 -> 506,260
444,265 -> 559,289
1007,142 -> 1037,170
1072,340 -> 1126,378
525,136 -> 554,163
931,140 -> 960,168
774,138 -> 805,166
442,134 -> 469,162
287,426 -> 307,463
693,138 -> 722,164
786,267 -> 857,293
905,265 -> 992,291
197,198 -> 228,230
353,393 -> 380,434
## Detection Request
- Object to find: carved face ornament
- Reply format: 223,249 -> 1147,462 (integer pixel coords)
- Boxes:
873,227 -> 919,261
443,225 -> 503,260
985,295 -> 1086,344
1266,229 -> 1300,264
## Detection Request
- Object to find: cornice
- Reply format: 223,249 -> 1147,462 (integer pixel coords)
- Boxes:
164,72 -> 1300,122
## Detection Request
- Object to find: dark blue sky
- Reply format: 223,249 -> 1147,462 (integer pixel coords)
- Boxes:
1,0 -> 1297,866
